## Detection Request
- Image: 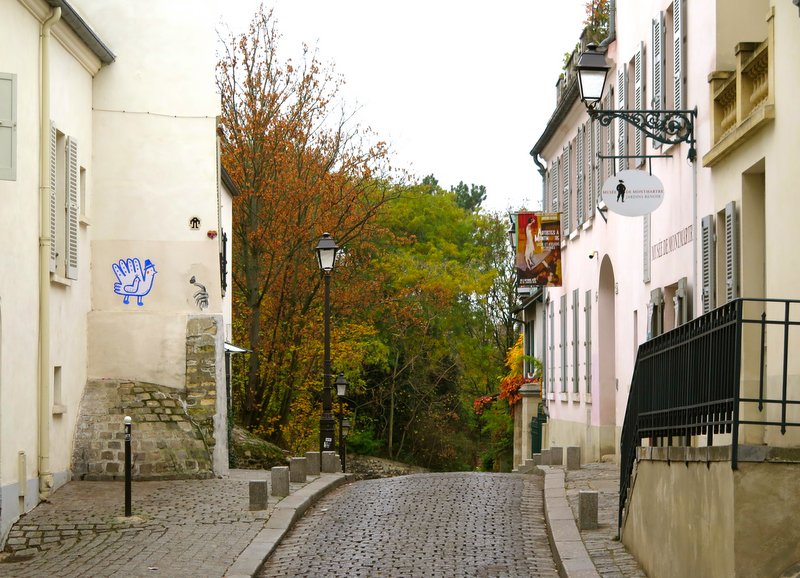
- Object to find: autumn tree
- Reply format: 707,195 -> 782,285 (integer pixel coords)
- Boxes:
217,6 -> 395,446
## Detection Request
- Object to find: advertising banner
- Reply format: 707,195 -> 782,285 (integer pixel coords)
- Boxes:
515,212 -> 561,287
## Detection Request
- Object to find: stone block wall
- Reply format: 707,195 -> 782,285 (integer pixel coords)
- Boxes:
71,316 -> 223,481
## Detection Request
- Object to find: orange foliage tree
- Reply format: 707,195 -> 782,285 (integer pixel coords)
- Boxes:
217,6 -> 396,447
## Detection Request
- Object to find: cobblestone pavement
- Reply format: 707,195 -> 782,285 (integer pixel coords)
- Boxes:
564,463 -> 647,578
259,472 -> 559,577
0,470 -> 309,578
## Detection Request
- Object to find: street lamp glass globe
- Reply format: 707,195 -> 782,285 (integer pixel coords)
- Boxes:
316,232 -> 339,272
576,44 -> 611,107
335,373 -> 348,397
341,417 -> 351,437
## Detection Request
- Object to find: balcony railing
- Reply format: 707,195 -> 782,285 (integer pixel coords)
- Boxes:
703,9 -> 775,166
619,298 -> 800,529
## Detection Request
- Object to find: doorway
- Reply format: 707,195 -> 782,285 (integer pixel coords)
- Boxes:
598,255 -> 617,457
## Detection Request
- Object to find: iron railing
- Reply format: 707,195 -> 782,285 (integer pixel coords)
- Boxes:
619,298 -> 800,529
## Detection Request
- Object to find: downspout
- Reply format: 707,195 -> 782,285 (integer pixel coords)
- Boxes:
598,0 -> 616,49
531,154 -> 548,413
39,6 -> 61,499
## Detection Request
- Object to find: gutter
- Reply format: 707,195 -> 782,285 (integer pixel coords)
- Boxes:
39,5 -> 61,500
45,0 -> 115,63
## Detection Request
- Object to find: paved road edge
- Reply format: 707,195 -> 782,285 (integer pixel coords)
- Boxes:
540,466 -> 601,578
225,473 -> 353,578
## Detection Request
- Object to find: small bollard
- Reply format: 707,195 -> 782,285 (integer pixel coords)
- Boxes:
550,446 -> 564,466
124,416 -> 132,517
289,457 -> 307,483
540,449 -> 551,466
249,480 -> 269,510
579,491 -> 599,530
321,451 -> 340,473
305,451 -> 321,476
532,453 -> 542,465
271,466 -> 290,497
566,446 -> 581,470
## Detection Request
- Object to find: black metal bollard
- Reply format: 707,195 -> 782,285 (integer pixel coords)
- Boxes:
124,416 -> 132,517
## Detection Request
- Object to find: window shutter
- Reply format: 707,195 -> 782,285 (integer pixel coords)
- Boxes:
701,214 -> 716,313
652,13 -> 666,148
584,289 -> 592,394
577,126 -> 585,226
572,289 -> 579,393
65,136 -> 79,279
673,0 -> 685,110
560,294 -> 567,393
643,214 -> 651,283
0,73 -> 16,181
551,158 -> 559,212
677,276 -> 689,325
634,43 -> 645,161
549,301 -> 555,392
561,146 -> 570,235
617,66 -> 628,172
589,120 -> 598,218
605,92 -> 614,178
649,288 -> 664,338
49,122 -> 57,273
725,201 -> 739,302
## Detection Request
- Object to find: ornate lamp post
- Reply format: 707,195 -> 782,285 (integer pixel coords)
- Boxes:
316,232 -> 339,457
575,43 -> 697,162
334,372 -> 350,472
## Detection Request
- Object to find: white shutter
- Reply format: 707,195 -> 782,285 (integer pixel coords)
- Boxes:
650,288 -> 664,337
589,121 -> 597,219
634,43 -> 645,160
725,201 -> 739,302
701,214 -> 716,313
577,125 -> 585,226
65,136 -> 79,279
617,66 -> 628,172
673,0 -> 685,110
677,277 -> 689,325
605,92 -> 614,178
561,146 -> 570,234
584,289 -> 592,394
643,214 -> 651,283
572,289 -> 579,393
0,73 -> 16,181
551,158 -> 559,212
652,13 -> 666,148
560,294 -> 567,393
49,122 -> 57,273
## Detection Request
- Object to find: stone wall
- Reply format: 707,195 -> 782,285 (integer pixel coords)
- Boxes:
72,316 -> 223,481
346,455 -> 429,479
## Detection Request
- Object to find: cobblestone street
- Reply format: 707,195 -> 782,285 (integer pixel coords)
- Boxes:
259,472 -> 559,577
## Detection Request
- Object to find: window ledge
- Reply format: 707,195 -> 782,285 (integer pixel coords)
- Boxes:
572,393 -> 581,403
585,393 -> 592,404
582,218 -> 593,232
569,228 -> 580,241
50,273 -> 72,287
52,404 -> 67,415
79,214 -> 91,227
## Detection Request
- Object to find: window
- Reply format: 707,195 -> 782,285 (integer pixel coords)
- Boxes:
584,289 -> 592,394
0,72 -> 16,181
643,214 -> 651,283
701,202 -> 739,314
633,42 -> 646,163
648,288 -> 664,339
576,125 -> 585,227
548,300 -> 555,393
49,122 -> 79,280
561,145 -> 571,235
550,158 -> 559,213
651,12 -> 666,147
701,214 -> 717,313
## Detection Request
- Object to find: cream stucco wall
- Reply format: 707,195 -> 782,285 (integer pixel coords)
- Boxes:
623,456 -> 800,578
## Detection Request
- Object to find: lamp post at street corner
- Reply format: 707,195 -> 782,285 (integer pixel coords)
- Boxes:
335,372 -> 350,472
316,232 -> 340,458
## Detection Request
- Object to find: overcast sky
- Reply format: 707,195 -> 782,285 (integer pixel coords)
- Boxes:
218,0 -> 588,213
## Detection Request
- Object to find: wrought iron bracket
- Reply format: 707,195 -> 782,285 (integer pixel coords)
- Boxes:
588,107 -> 698,163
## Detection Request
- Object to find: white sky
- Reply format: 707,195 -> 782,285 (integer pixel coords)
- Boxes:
218,0 -> 588,213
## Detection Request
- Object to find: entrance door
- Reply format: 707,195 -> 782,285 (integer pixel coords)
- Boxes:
598,256 -> 617,457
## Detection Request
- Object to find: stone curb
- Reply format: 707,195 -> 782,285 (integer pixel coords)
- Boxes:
224,472 -> 353,578
540,465 -> 601,578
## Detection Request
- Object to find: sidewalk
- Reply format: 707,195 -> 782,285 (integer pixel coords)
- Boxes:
0,469 -> 349,578
541,462 -> 646,578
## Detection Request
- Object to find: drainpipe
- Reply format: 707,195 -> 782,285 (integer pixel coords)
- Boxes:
598,0 -> 616,49
531,153 -> 549,414
38,6 -> 61,499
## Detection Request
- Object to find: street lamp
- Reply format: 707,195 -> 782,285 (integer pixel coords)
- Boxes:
334,372 -> 349,472
575,43 -> 697,162
316,232 -> 340,458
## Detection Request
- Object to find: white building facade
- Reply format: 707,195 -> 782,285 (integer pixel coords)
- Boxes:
0,0 -> 230,544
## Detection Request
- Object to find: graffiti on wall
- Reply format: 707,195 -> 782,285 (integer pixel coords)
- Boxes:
112,258 -> 157,306
189,276 -> 209,310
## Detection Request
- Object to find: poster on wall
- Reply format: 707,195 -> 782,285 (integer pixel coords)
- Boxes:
515,212 -> 562,287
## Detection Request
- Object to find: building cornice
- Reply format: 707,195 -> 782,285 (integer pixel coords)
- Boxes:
529,79 -> 579,160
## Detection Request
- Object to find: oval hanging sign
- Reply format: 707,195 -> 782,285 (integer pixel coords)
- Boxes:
601,170 -> 664,217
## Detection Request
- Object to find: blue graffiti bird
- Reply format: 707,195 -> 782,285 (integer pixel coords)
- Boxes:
112,258 -> 157,306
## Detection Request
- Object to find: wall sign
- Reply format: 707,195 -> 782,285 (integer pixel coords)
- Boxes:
515,212 -> 562,287
601,170 -> 664,217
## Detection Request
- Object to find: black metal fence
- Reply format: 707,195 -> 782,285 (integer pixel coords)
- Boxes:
619,298 -> 800,528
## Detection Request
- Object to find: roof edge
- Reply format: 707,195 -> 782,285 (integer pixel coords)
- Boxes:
47,0 -> 115,64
